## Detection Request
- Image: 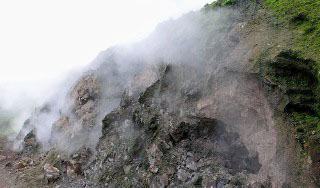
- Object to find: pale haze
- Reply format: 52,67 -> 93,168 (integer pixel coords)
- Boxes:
0,0 -> 210,111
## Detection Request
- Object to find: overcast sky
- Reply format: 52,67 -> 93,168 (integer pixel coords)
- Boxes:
0,0 -> 211,110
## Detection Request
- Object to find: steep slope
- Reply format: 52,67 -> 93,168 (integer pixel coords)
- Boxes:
258,0 -> 320,184
4,0 -> 320,187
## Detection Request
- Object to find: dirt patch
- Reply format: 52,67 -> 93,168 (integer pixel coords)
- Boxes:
0,137 -> 25,188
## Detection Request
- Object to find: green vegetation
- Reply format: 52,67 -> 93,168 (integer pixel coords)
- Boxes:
204,0 -> 237,9
219,0 -> 237,6
262,50 -> 320,157
203,0 -> 320,181
263,0 -> 320,158
264,0 -> 320,63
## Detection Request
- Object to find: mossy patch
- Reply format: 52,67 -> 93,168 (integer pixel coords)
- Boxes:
264,0 -> 320,64
261,50 -> 320,183
204,0 -> 238,10
267,51 -> 317,89
263,2 -> 320,179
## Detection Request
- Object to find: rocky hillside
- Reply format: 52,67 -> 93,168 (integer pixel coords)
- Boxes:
1,0 -> 320,187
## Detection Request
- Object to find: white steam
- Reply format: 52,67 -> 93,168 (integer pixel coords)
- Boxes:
11,5 -> 240,154
0,0 -> 212,134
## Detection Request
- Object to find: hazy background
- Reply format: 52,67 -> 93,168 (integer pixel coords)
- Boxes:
0,0 -> 211,130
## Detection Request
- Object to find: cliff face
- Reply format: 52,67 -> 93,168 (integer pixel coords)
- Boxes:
9,0 -> 320,187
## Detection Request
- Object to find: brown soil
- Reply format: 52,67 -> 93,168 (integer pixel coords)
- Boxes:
0,137 -> 22,188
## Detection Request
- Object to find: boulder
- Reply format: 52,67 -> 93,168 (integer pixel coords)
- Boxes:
15,161 -> 27,169
147,144 -> 163,174
15,157 -> 33,169
66,160 -> 82,177
43,163 -> 60,183
0,155 -> 6,161
23,130 -> 39,152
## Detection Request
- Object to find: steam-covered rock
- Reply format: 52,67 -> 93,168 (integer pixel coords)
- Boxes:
71,74 -> 100,128
10,0 -> 315,187
22,130 -> 39,154
82,65 -> 264,187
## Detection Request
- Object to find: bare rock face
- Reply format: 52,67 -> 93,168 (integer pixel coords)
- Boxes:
22,130 -> 39,154
14,1 -> 316,187
52,116 -> 70,132
71,74 -> 100,128
45,73 -> 105,152
83,65 -> 263,187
